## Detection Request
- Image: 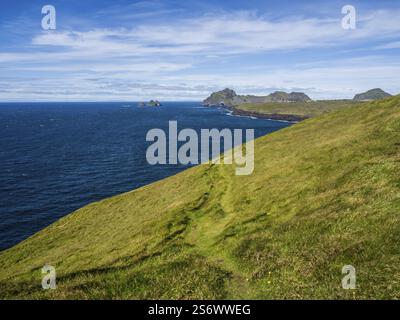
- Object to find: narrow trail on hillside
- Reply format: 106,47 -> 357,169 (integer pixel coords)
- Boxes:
181,163 -> 256,298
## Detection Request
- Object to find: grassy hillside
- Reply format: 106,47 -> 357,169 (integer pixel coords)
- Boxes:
237,100 -> 363,117
1,96 -> 400,299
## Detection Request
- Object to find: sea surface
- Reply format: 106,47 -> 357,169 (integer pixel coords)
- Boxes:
0,102 -> 290,250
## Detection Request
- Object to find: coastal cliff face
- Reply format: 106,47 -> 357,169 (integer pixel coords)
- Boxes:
202,88 -> 241,106
203,88 -> 312,106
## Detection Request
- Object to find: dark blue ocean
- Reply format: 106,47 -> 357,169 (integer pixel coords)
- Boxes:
0,102 -> 290,250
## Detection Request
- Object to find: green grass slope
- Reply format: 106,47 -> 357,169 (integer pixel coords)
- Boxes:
237,100 -> 363,117
1,97 -> 400,299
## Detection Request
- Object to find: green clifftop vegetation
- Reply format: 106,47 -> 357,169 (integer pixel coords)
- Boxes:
1,96 -> 400,299
236,100 -> 364,118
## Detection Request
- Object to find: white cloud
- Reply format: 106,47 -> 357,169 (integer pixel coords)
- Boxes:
29,9 -> 400,57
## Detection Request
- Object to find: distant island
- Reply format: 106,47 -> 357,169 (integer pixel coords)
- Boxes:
203,88 -> 394,122
138,100 -> 162,107
203,88 -> 312,107
353,88 -> 392,101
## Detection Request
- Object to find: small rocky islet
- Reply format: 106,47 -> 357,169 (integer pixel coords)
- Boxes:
138,100 -> 162,107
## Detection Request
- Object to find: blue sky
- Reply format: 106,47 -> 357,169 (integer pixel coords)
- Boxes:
0,0 -> 399,101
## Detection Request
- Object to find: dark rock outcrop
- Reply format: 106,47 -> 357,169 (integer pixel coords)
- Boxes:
138,100 -> 162,107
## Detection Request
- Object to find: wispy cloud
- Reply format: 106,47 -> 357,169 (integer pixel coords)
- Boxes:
27,9 -> 400,57
374,41 -> 400,49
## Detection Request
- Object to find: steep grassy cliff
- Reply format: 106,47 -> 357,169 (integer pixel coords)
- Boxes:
1,97 -> 400,299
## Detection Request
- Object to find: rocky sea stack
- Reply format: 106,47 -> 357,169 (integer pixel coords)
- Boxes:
138,100 -> 162,107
